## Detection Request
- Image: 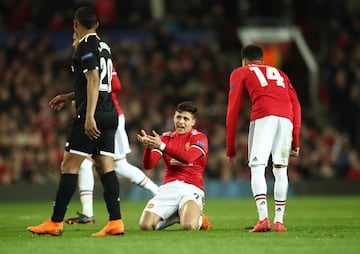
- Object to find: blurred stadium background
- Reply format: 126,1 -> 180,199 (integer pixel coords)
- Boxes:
0,0 -> 359,201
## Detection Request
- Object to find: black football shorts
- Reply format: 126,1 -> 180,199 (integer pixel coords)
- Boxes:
64,110 -> 118,157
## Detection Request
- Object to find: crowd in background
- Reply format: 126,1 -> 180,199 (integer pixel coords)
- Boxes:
0,0 -> 359,185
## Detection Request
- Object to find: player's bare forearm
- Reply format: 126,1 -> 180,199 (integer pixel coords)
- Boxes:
85,70 -> 100,139
49,92 -> 75,111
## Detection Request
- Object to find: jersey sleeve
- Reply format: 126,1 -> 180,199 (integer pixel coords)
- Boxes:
226,69 -> 244,157
163,132 -> 208,164
142,147 -> 162,170
77,41 -> 98,73
111,66 -> 122,93
288,81 -> 301,148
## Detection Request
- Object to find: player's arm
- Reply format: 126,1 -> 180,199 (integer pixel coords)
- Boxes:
226,69 -> 243,158
163,145 -> 204,164
142,148 -> 162,170
149,130 -> 207,164
111,66 -> 122,92
137,129 -> 162,169
49,92 -> 75,111
84,69 -> 101,139
288,80 -> 301,156
163,133 -> 207,164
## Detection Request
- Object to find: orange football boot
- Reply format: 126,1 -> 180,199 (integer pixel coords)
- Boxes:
200,213 -> 211,231
249,218 -> 271,232
92,219 -> 125,236
273,222 -> 287,232
27,219 -> 63,236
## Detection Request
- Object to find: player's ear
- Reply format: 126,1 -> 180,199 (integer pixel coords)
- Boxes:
73,20 -> 78,30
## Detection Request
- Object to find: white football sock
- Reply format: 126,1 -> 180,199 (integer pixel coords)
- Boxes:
273,167 -> 288,223
197,215 -> 203,230
251,165 -> 268,220
78,158 -> 94,217
155,213 -> 180,230
114,158 -> 159,195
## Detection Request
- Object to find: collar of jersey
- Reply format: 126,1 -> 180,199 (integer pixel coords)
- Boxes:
79,33 -> 97,43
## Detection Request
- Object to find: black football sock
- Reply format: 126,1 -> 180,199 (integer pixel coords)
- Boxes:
101,171 -> 121,220
51,173 -> 78,222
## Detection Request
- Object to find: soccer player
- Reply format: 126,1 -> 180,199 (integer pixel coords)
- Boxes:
136,101 -> 210,231
27,6 -> 124,236
226,44 -> 301,232
48,34 -> 159,225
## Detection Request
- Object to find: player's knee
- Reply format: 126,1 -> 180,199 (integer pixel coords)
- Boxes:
180,221 -> 198,231
139,221 -> 154,231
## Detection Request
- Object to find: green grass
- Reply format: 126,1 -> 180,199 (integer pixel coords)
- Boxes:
0,196 -> 359,254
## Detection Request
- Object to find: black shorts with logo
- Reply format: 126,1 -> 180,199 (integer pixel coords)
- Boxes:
64,110 -> 118,157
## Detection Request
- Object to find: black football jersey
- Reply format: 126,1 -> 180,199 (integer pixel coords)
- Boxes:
71,33 -> 115,118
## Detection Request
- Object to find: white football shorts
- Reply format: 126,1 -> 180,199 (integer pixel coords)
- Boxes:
143,180 -> 205,220
248,115 -> 293,167
114,114 -> 131,160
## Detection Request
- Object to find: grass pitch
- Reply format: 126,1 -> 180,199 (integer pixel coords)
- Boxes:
0,196 -> 359,254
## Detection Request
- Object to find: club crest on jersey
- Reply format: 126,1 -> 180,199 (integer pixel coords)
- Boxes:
81,52 -> 93,61
185,142 -> 190,151
147,203 -> 155,209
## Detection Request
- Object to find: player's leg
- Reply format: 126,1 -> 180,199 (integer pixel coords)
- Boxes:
139,182 -> 178,230
178,182 -> 208,231
114,114 -> 159,195
272,165 -> 288,232
27,151 -> 85,236
114,157 -> 159,195
91,124 -> 124,236
271,117 -> 292,232
139,211 -> 163,230
78,158 -> 95,218
154,211 -> 180,230
179,200 -> 201,230
91,154 -> 124,236
248,116 -> 276,232
52,152 -> 85,221
65,157 -> 95,224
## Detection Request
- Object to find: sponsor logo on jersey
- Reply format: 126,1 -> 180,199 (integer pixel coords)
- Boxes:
170,158 -> 193,166
196,140 -> 206,148
185,142 -> 190,151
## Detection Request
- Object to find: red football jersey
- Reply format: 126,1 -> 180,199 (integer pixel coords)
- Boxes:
142,128 -> 208,190
226,61 -> 301,157
110,66 -> 123,115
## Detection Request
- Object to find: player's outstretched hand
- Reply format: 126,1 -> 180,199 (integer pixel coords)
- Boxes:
137,130 -> 151,147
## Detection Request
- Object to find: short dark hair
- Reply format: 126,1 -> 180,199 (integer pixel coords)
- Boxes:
74,6 -> 97,29
241,44 -> 263,62
176,101 -> 197,117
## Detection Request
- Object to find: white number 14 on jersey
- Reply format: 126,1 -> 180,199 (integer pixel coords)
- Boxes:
249,66 -> 285,88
